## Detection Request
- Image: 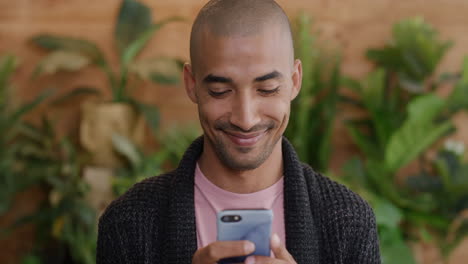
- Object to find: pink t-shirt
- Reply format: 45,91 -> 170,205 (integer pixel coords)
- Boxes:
194,163 -> 285,249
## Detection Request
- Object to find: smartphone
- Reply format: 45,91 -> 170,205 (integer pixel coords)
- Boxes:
217,209 -> 273,263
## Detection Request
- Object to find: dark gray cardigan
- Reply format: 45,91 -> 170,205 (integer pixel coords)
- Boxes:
97,137 -> 381,263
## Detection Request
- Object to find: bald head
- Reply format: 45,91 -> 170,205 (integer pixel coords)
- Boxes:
190,0 -> 294,71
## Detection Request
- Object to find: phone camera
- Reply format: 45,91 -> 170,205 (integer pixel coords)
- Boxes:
221,215 -> 242,222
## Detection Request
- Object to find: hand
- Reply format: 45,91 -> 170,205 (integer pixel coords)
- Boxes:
192,240 -> 255,264
244,234 -> 296,264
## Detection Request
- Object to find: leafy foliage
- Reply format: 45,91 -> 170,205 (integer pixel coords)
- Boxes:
3,118 -> 96,264
340,17 -> 468,261
0,54 -> 52,214
0,54 -> 96,264
30,0 -> 184,131
366,17 -> 452,93
111,123 -> 200,196
285,14 -> 341,172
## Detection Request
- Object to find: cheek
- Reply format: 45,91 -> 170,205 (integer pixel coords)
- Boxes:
198,100 -> 229,125
259,97 -> 291,123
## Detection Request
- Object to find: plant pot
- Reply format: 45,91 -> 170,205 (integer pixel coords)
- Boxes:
83,166 -> 114,216
80,100 -> 145,167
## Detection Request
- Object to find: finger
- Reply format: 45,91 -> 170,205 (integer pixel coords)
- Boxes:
245,255 -> 287,264
193,240 -> 255,263
270,234 -> 296,263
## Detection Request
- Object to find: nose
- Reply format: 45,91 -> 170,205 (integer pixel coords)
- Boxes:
229,92 -> 261,132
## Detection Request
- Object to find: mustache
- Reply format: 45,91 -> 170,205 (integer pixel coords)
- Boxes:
214,120 -> 275,133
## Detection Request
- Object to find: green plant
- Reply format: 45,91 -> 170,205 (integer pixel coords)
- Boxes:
366,17 -> 452,93
111,132 -> 166,196
337,161 -> 416,264
0,54 -> 51,214
4,117 -> 96,264
30,0 -> 184,133
285,14 -> 341,172
111,123 -> 200,196
0,54 -> 96,264
339,17 -> 468,262
405,140 -> 468,254
159,124 -> 202,167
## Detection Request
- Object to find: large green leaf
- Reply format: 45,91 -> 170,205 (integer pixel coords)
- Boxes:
346,123 -> 380,158
6,89 -> 54,136
340,76 -> 362,93
366,47 -> 402,71
367,17 -> 451,92
385,94 -> 453,172
0,54 -> 18,113
32,50 -> 90,77
379,227 -> 417,264
407,93 -> 445,123
121,16 -> 184,66
115,0 -> 152,56
361,69 -> 396,147
111,133 -> 142,168
130,57 -> 183,85
0,55 -> 18,98
51,86 -> 101,105
130,100 -> 160,136
30,34 -> 106,64
373,197 -> 403,229
393,18 -> 451,78
446,57 -> 468,113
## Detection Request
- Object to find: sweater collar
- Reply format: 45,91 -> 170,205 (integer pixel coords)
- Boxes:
166,136 -> 320,264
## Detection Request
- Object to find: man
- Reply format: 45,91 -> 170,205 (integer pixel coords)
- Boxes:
97,0 -> 381,263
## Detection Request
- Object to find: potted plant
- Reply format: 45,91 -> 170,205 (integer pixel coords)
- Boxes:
30,0 -> 183,167
339,18 -> 468,263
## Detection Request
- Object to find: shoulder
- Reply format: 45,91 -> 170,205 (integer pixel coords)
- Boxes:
301,163 -> 376,227
98,171 -> 176,225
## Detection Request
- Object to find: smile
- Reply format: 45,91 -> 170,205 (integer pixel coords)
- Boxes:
223,130 -> 267,147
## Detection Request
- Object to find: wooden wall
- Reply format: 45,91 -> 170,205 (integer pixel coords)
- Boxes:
1,0 -> 468,263
1,0 -> 468,169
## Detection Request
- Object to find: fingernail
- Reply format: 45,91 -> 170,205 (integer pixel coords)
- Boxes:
245,256 -> 255,264
244,241 -> 255,253
271,233 -> 280,248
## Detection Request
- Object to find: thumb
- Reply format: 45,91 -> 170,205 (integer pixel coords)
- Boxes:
270,233 -> 296,263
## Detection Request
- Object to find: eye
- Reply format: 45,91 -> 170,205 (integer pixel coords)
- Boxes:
208,90 -> 231,97
258,86 -> 280,95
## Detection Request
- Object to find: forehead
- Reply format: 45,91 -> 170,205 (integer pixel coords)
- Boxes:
194,26 -> 292,81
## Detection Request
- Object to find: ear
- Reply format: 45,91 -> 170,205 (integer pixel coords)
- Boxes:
290,59 -> 302,101
183,63 -> 198,104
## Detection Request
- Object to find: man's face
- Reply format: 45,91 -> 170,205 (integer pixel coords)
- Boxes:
184,26 -> 302,171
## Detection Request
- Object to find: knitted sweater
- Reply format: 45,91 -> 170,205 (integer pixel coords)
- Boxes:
97,137 -> 381,264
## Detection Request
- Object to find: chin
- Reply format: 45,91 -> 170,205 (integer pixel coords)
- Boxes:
217,140 -> 275,171
221,157 -> 265,171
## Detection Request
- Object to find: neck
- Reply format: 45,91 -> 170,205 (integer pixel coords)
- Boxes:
198,136 -> 283,194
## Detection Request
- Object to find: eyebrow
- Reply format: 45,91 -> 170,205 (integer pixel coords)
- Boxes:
202,70 -> 283,84
254,70 -> 283,82
203,74 -> 233,84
